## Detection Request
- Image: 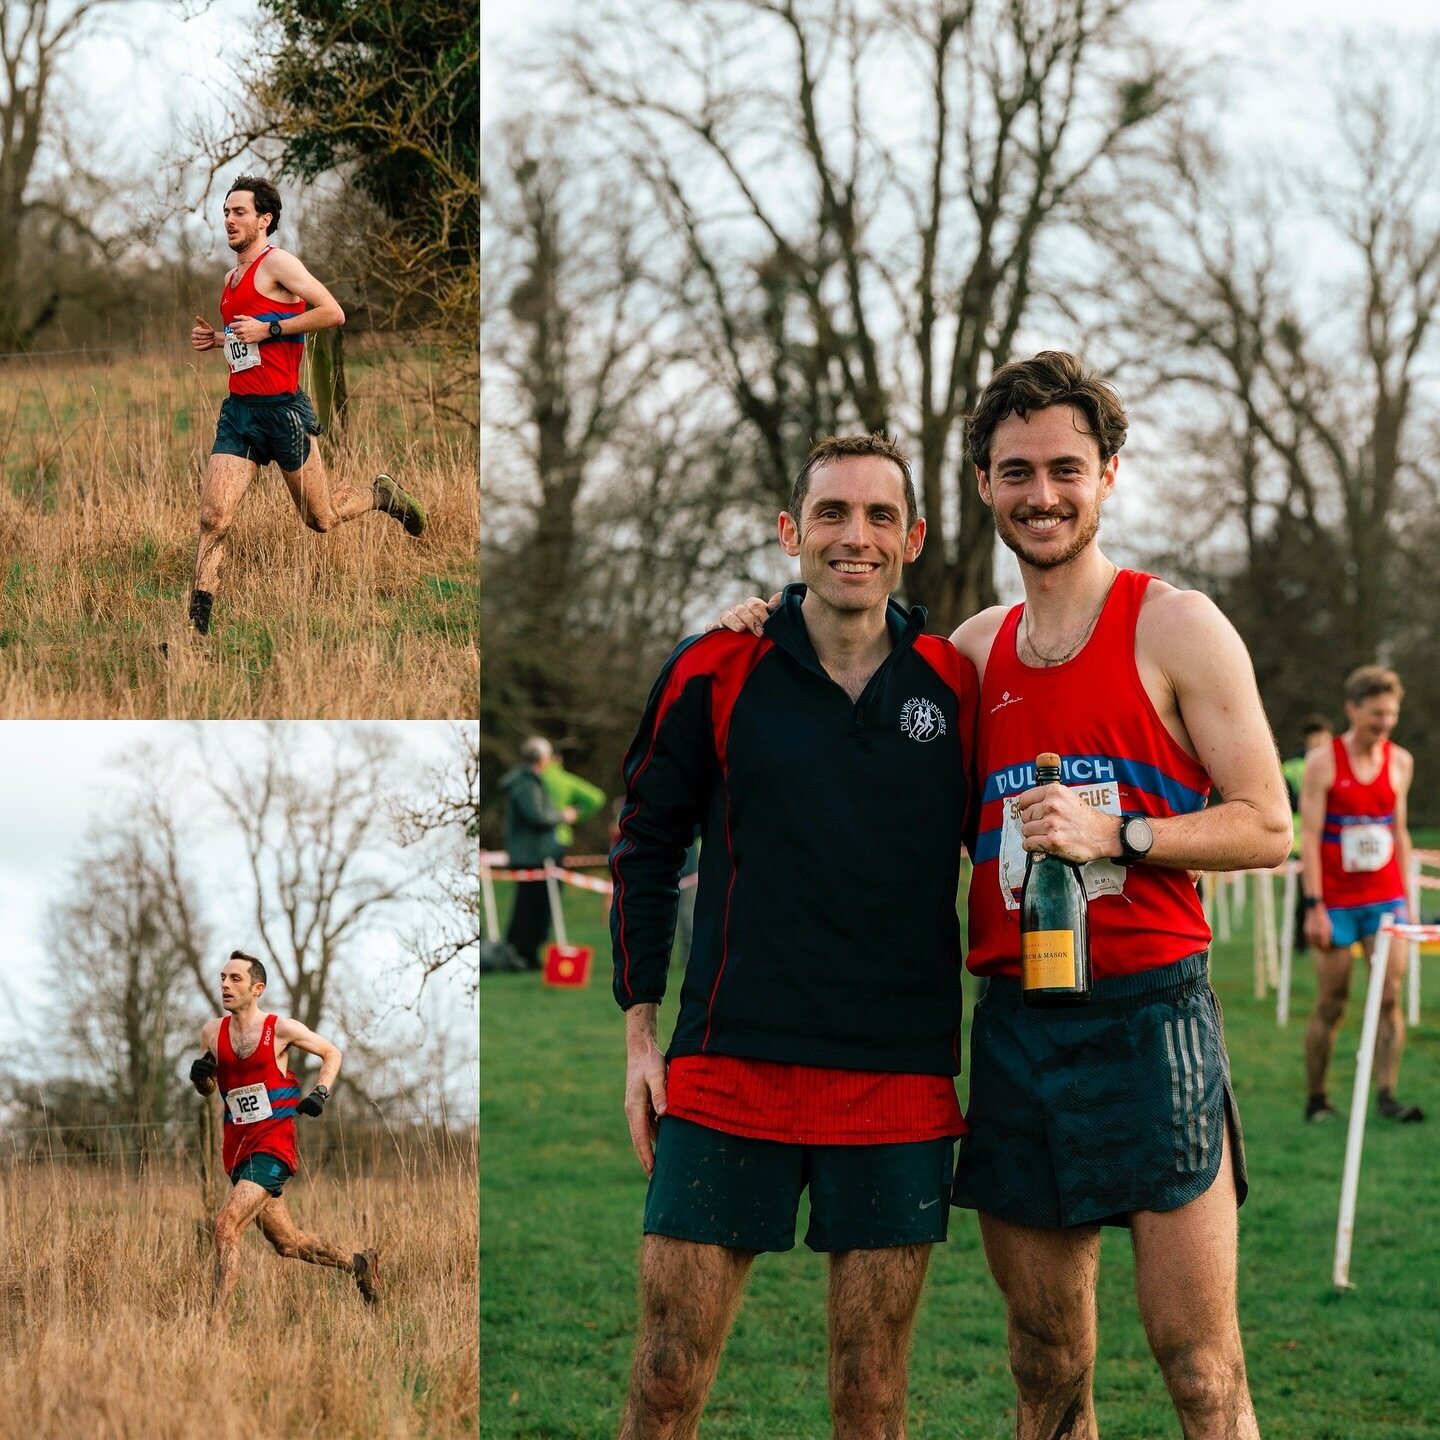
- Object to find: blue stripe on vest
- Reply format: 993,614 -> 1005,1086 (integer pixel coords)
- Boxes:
980,753 -> 1208,812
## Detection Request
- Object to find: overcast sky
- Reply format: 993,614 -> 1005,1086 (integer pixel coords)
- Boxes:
0,721 -> 477,1117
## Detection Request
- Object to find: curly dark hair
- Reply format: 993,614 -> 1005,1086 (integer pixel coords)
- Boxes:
788,431 -> 918,529
226,175 -> 283,236
968,351 -> 1128,473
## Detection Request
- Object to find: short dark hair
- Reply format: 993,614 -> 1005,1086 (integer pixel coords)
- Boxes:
226,175 -> 282,236
1344,666 -> 1403,706
1300,713 -> 1333,737
230,949 -> 266,986
968,351 -> 1129,473
788,432 -> 918,529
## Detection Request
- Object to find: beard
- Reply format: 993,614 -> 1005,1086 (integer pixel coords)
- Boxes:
993,497 -> 1103,569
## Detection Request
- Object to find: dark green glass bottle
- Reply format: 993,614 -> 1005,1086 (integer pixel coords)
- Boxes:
1020,752 -> 1091,1007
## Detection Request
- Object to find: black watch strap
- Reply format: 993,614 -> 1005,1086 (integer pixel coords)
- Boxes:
1117,813 -> 1154,865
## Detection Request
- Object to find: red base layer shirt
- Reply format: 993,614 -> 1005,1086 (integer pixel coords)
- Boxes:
967,569 -> 1212,980
217,1013 -> 301,1173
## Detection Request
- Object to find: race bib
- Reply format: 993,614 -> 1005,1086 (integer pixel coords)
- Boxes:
225,1082 -> 273,1125
1340,823 -> 1393,874
999,778 -> 1126,910
224,326 -> 261,374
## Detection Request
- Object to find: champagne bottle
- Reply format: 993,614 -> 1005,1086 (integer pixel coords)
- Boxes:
1020,752 -> 1091,1007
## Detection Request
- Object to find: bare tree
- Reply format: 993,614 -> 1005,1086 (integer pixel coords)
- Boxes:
1105,47 -> 1440,692
0,0 -> 135,346
559,0 -> 1189,628
201,726 -> 407,1086
44,817 -> 210,1169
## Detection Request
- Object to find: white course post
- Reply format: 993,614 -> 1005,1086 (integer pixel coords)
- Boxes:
544,859 -> 570,947
480,855 -> 501,943
1217,871 -> 1232,942
1260,869 -> 1279,986
1277,862 -> 1297,1026
1334,923 -> 1395,1290
1252,872 -> 1267,1000
1408,856 -> 1421,1027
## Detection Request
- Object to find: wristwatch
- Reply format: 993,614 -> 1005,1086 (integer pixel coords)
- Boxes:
312,1084 -> 330,1100
1117,813 -> 1155,865
267,320 -> 284,338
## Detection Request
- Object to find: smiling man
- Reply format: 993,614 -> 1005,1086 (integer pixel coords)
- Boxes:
948,351 -> 1290,1440
190,949 -> 380,1318
609,432 -> 979,1439
186,174 -> 426,637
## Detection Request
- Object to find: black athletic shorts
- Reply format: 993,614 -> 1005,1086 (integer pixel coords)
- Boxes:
212,389 -> 323,473
644,1115 -> 956,1252
952,952 -> 1247,1228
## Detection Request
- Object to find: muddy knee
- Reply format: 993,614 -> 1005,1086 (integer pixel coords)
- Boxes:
632,1330 -> 708,1422
1153,1339 -> 1247,1418
213,1214 -> 243,1249
830,1341 -> 901,1424
199,499 -> 234,542
1315,992 -> 1349,1028
1009,1322 -> 1093,1407
303,509 -> 333,534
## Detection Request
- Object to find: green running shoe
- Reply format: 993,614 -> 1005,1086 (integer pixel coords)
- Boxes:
373,474 -> 426,536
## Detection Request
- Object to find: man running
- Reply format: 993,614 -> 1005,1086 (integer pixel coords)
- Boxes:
1301,666 -> 1421,1123
189,949 -> 380,1316
187,175 -> 425,636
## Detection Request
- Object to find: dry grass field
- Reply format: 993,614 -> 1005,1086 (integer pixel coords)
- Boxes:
0,341 -> 478,719
0,1144 -> 479,1439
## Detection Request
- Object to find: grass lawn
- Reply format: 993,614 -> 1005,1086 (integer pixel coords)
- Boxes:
481,876 -> 1440,1438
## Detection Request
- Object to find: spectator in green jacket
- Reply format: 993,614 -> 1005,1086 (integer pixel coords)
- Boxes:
539,752 -> 607,855
500,737 -> 577,970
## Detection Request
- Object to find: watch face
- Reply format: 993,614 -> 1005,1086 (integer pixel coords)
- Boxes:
1125,816 -> 1154,854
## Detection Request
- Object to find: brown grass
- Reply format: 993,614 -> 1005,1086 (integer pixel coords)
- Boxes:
0,1149 -> 479,1439
0,342 -> 478,719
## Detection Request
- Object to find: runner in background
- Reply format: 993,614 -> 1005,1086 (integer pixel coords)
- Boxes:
1283,715 -> 1334,954
1301,666 -> 1421,1123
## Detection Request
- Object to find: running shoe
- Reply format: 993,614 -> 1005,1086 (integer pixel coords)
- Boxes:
373,474 -> 426,536
353,1248 -> 382,1306
1378,1092 -> 1425,1123
1305,1094 -> 1339,1122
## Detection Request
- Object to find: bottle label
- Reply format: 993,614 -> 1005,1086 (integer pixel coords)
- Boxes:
1022,930 -> 1077,990
1001,779 -> 1126,909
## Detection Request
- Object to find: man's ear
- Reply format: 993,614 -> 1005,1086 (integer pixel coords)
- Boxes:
904,516 -> 926,563
976,465 -> 993,510
778,511 -> 800,557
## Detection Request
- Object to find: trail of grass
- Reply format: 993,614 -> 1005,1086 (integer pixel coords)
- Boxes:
1,1146 -> 479,1439
0,341 -> 477,719
481,880 -> 1440,1438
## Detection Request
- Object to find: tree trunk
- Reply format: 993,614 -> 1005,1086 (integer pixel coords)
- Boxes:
310,327 -> 349,438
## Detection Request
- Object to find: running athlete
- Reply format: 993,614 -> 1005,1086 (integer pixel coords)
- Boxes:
189,950 -> 380,1317
187,175 -> 425,636
1301,666 -> 1421,1123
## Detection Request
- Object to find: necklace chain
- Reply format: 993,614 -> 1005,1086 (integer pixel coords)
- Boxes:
1022,564 -> 1120,666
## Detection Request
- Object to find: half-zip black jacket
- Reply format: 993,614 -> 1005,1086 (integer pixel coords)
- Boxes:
610,585 -> 978,1074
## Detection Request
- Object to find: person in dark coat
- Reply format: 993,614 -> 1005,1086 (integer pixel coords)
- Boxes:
500,737 -> 577,969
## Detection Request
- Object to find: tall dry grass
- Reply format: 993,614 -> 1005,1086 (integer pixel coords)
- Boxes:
0,341 -> 477,719
0,1143 -> 478,1439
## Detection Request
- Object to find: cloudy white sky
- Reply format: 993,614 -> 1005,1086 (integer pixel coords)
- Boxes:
0,721 -> 477,1115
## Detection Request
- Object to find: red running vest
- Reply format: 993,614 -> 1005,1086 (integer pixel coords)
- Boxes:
217,1013 -> 301,1173
218,245 -> 306,396
967,569 -> 1213,979
1319,737 -> 1406,910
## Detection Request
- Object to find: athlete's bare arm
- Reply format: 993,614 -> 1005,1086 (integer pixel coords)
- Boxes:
227,248 -> 345,345
1300,743 -> 1339,948
274,1016 -> 343,1091
948,606 -> 1009,682
1394,745 -> 1415,916
1015,585 -> 1291,873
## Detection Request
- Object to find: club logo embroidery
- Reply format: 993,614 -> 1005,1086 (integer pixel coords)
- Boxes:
900,697 -> 946,742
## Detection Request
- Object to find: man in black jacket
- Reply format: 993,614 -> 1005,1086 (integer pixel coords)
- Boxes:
610,433 -> 978,1439
500,737 -> 576,969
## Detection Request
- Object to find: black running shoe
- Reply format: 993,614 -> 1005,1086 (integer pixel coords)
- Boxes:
188,589 -> 214,636
373,474 -> 426,536
1378,1092 -> 1425,1123
1305,1094 -> 1339,1122
353,1248 -> 382,1306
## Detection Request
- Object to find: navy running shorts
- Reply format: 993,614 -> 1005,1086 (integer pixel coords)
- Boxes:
952,952 -> 1247,1228
212,389 -> 323,473
644,1114 -> 956,1252
228,1152 -> 294,1197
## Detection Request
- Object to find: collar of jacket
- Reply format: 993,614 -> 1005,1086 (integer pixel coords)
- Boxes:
762,583 -> 927,677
